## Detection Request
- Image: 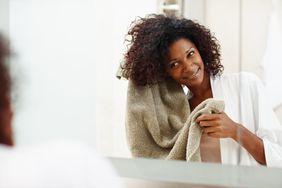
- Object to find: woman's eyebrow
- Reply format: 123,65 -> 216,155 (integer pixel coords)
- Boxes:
168,59 -> 178,64
168,46 -> 194,63
185,47 -> 194,54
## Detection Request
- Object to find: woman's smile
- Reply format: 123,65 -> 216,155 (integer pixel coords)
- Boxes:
182,67 -> 201,80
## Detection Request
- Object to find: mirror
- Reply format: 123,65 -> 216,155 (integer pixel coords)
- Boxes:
1,0 -> 282,170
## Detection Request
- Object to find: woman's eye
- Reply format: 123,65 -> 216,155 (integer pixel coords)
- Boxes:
169,62 -> 179,69
187,51 -> 194,57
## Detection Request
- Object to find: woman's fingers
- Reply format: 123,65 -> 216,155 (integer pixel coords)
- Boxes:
196,112 -> 238,139
202,126 -> 220,134
196,113 -> 219,123
202,126 -> 222,138
206,132 -> 221,138
198,120 -> 219,127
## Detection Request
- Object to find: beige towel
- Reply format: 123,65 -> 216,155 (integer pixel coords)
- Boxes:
126,77 -> 224,162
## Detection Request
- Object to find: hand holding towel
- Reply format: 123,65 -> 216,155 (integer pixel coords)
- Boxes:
126,78 -> 224,161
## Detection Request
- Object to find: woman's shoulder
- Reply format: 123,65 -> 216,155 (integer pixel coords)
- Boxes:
0,141 -> 122,188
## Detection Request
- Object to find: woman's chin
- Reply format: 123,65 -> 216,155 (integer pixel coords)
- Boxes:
181,74 -> 204,88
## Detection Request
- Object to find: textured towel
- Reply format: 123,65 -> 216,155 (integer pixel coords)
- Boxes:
126,77 -> 224,162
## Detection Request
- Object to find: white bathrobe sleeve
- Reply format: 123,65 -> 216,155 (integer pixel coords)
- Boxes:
249,74 -> 282,167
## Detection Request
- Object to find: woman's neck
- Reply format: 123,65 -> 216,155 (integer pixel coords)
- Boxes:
189,71 -> 211,98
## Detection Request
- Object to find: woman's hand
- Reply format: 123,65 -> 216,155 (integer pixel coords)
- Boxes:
195,112 -> 239,140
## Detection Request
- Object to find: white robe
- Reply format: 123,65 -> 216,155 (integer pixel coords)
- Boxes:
209,72 -> 282,167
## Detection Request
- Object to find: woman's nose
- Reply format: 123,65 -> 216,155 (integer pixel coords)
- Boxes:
182,59 -> 194,72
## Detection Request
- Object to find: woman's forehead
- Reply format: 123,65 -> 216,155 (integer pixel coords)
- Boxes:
168,39 -> 196,55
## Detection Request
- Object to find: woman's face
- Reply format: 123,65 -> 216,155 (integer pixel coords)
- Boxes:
166,38 -> 207,89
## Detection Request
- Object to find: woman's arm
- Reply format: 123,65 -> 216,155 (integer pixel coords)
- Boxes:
233,124 -> 266,165
196,113 -> 266,165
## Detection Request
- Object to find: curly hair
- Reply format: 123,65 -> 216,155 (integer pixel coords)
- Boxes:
123,14 -> 223,86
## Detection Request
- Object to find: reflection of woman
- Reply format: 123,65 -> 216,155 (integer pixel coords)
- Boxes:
0,34 -> 123,187
122,14 -> 282,167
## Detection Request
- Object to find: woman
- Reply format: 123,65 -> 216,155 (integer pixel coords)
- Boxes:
0,34 -> 13,146
122,14 -> 282,167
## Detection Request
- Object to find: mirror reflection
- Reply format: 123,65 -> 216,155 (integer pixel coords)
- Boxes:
111,0 -> 282,168
119,1 -> 282,167
1,0 -> 282,170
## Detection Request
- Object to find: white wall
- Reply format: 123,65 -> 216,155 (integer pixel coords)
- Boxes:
205,0 -> 241,73
0,0 -> 9,35
8,0 -> 158,157
10,0 -> 97,147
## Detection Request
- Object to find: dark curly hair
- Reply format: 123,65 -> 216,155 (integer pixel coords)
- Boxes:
123,14 -> 223,86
